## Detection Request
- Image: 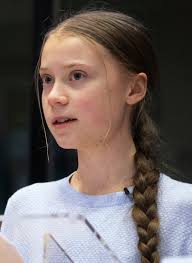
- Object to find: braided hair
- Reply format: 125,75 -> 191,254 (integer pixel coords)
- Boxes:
132,107 -> 160,263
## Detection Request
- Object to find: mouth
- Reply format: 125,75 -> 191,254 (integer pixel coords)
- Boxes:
52,117 -> 78,127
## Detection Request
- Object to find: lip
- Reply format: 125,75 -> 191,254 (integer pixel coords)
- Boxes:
51,116 -> 78,129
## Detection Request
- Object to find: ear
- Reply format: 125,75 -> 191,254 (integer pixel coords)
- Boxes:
126,73 -> 147,105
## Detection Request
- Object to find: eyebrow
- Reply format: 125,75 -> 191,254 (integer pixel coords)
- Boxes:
39,63 -> 91,72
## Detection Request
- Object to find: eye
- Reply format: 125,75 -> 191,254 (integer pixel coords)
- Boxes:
40,74 -> 54,86
70,71 -> 86,81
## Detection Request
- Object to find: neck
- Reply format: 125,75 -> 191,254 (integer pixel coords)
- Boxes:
70,134 -> 136,195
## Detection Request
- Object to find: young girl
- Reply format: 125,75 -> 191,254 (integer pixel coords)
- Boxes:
1,9 -> 192,263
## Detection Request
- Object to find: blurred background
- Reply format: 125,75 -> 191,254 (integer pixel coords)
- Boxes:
0,0 -> 192,214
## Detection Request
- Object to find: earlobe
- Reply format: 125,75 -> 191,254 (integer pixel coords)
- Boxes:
126,73 -> 147,105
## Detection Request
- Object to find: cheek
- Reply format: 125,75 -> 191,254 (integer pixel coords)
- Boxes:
75,94 -> 109,125
41,95 -> 49,121
41,96 -> 46,114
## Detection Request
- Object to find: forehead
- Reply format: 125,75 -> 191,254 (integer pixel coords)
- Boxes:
41,34 -> 107,66
40,33 -> 125,74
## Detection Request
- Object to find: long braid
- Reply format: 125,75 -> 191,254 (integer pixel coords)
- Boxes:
132,107 -> 160,263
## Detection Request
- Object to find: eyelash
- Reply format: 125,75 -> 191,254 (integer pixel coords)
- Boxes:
40,71 -> 87,87
69,71 -> 87,81
40,75 -> 53,86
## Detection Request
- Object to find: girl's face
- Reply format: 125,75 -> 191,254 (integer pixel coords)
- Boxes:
40,34 -> 132,150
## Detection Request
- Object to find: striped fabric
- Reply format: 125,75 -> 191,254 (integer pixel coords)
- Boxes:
1,173 -> 192,263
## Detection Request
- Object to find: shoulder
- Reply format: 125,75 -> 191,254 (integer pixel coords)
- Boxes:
158,173 -> 192,222
1,175 -> 71,240
158,173 -> 192,203
158,175 -> 192,254
4,176 -> 69,215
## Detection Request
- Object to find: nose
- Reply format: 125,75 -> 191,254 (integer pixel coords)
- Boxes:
47,81 -> 69,107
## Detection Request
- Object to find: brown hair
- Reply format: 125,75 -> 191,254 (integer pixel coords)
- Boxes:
39,10 -> 160,263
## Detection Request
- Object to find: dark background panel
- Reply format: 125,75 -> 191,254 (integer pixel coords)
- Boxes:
0,0 -> 33,212
0,0 -> 192,214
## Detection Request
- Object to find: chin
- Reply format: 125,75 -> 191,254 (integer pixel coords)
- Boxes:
55,138 -> 78,150
57,142 -> 77,150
